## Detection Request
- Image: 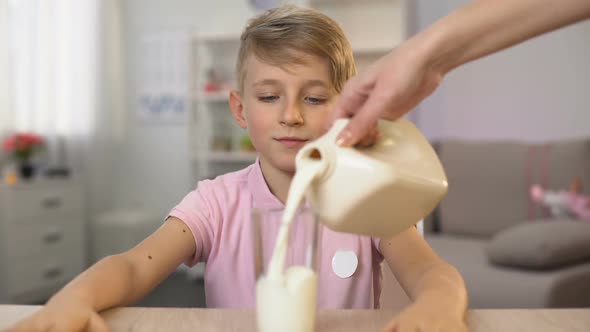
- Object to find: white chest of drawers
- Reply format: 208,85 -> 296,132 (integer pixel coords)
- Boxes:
0,178 -> 87,304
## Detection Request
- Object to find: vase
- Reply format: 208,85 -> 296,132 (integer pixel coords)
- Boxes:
18,162 -> 35,179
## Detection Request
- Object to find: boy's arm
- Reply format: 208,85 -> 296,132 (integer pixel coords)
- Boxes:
5,218 -> 197,332
49,216 -> 196,311
380,227 -> 468,331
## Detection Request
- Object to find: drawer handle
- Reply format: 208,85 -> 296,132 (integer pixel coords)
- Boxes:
43,266 -> 64,280
43,231 -> 63,244
42,197 -> 63,209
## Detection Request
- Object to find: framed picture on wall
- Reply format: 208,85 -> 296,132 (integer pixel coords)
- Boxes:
136,30 -> 190,123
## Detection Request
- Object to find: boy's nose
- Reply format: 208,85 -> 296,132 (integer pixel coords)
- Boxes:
280,102 -> 304,127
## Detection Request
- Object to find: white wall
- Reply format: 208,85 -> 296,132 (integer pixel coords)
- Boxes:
113,0 -> 257,215
414,0 -> 590,143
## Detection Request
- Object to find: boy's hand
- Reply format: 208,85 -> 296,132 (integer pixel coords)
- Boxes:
382,302 -> 468,332
3,300 -> 110,332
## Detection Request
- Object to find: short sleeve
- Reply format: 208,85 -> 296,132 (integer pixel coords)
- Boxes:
167,180 -> 220,267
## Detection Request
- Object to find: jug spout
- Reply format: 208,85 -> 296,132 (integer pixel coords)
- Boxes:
295,119 -> 349,181
296,143 -> 334,182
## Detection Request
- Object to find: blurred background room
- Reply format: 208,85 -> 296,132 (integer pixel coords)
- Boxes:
1,0 -> 589,309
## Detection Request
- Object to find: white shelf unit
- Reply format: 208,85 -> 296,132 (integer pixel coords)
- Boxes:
189,33 -> 257,181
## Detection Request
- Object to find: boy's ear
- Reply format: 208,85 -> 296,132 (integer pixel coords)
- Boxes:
229,90 -> 247,129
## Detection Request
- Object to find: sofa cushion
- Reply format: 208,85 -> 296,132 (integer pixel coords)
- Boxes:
427,233 -> 590,308
487,220 -> 590,269
437,141 -> 529,237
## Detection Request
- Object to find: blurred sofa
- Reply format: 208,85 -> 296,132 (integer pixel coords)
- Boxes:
424,139 -> 590,308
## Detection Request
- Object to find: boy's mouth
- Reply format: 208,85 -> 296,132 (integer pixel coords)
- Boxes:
274,136 -> 308,148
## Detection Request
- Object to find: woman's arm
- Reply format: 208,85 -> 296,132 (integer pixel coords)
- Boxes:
332,0 -> 590,147
427,0 -> 590,73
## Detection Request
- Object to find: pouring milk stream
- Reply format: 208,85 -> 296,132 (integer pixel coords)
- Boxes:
256,118 -> 448,332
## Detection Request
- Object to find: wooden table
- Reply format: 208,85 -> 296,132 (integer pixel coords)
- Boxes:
1,305 -> 589,331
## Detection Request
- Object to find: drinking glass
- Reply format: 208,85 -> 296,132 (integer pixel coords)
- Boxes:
251,207 -> 320,332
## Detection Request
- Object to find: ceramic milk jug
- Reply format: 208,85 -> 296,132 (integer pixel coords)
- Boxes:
295,118 -> 448,238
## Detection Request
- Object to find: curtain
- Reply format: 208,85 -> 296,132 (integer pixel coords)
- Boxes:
4,0 -> 127,215
7,0 -> 99,170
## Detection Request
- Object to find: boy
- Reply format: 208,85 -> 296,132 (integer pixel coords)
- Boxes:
5,5 -> 467,332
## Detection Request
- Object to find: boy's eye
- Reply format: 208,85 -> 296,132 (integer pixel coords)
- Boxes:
305,96 -> 327,105
258,95 -> 279,103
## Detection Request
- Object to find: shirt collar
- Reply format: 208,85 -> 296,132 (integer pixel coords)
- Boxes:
247,158 -> 285,208
247,158 -> 312,210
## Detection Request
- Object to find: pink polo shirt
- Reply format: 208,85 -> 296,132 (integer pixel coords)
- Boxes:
168,161 -> 384,309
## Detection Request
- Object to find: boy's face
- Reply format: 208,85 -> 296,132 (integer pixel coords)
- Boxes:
230,52 -> 337,174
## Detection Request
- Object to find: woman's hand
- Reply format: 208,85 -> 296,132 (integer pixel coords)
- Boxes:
332,38 -> 444,147
332,0 -> 590,148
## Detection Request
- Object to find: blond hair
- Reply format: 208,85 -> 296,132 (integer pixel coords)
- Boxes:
236,5 -> 356,93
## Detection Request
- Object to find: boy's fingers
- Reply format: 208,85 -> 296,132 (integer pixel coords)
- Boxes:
6,321 -> 45,332
48,319 -> 77,332
88,312 -> 111,332
46,312 -> 108,332
382,319 -> 398,332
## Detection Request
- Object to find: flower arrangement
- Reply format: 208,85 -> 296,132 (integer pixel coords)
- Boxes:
2,132 -> 45,164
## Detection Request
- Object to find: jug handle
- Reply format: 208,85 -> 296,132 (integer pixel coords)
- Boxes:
325,118 -> 350,142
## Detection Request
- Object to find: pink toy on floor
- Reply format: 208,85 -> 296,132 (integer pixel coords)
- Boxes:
530,177 -> 590,221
